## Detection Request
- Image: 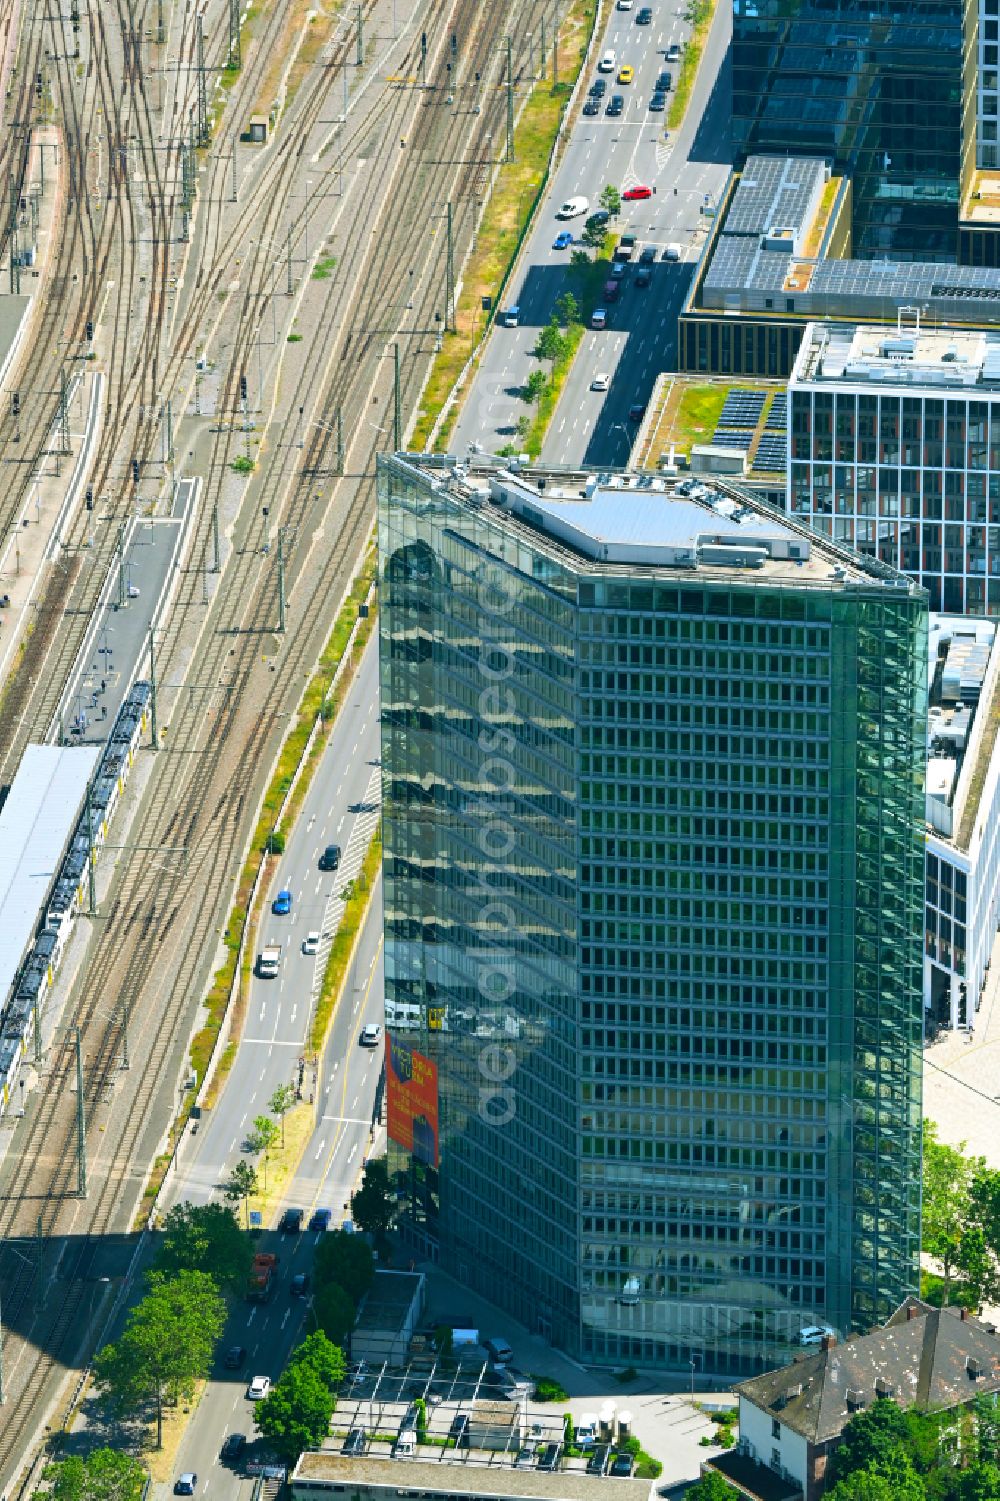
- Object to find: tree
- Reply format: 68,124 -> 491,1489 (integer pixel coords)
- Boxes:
581,220 -> 609,253
351,1157 -> 395,1244
314,1281 -> 356,1346
255,1359 -> 335,1462
314,1230 -> 375,1303
156,1201 -> 252,1295
682,1473 -> 739,1501
94,1271 -> 226,1448
247,1113 -> 280,1187
44,1449 -> 146,1501
523,369 -> 547,405
947,1463 -> 1000,1501
534,319 -> 567,363
223,1158 -> 259,1228
827,1469 -> 924,1501
829,1399 -> 913,1486
599,184 -> 622,217
923,1120 -> 977,1302
569,247 -> 591,270
289,1329 -> 347,1391
974,1393 -> 1000,1465
269,1082 -> 296,1147
554,291 -> 579,326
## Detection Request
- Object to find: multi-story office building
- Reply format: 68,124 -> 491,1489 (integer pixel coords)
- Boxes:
378,453 -> 927,1377
978,0 -> 1000,169
924,616 -> 1000,1032
732,0 -> 970,261
788,320 -> 1000,614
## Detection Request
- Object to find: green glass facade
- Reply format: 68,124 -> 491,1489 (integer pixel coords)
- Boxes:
378,455 -> 927,1377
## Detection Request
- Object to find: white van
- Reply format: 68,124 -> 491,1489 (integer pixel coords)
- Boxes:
591,307 -> 608,329
599,49 -> 616,72
557,196 -> 589,219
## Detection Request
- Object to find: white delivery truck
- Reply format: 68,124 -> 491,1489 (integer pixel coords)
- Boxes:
257,944 -> 281,978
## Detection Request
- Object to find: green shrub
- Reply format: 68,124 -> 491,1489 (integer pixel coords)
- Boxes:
231,455 -> 254,474
532,1376 -> 569,1402
266,829 -> 285,854
717,1429 -> 735,1448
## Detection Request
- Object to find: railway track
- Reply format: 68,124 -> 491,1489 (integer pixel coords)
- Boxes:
0,0 -> 557,1482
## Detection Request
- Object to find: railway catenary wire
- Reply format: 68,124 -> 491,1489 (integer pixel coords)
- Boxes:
0,0 -> 550,1479
0,0 -> 384,779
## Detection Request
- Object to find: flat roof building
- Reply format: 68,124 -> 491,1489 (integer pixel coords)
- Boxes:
788,319 -> 1000,615
679,157 -> 1000,378
922,616 -> 1000,1033
290,1454 -> 651,1501
379,453 -> 927,1377
732,1 -> 969,262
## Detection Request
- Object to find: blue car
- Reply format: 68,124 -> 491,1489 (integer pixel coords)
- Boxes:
553,230 -> 574,249
272,889 -> 292,915
309,1208 -> 332,1231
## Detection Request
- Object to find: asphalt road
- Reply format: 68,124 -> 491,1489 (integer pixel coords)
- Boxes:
449,0 -> 733,467
153,638 -> 385,1497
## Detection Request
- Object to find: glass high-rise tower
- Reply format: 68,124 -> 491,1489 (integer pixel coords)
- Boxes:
378,454 -> 927,1377
732,0 -> 972,261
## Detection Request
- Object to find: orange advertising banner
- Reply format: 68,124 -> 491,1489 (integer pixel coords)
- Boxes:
386,1034 -> 440,1168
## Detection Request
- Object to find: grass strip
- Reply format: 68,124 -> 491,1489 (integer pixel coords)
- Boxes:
308,828 -> 382,1057
510,249 -> 612,458
668,0 -> 719,130
408,0 -> 599,451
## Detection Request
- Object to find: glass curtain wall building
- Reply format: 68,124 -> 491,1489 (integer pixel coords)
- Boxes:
732,0 -> 970,261
378,454 -> 927,1377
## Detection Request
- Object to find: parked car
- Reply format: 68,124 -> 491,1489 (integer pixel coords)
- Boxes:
610,1452 -> 635,1478
553,230 -> 574,249
247,1375 -> 271,1400
622,184 -> 652,200
319,843 -> 341,870
360,1023 -> 383,1047
648,91 -> 666,110
280,1207 -> 304,1234
224,1344 -> 247,1369
343,1427 -> 367,1455
587,1445 -> 610,1476
220,1434 -> 246,1462
606,94 -> 624,115
271,889 -> 292,915
538,1443 -> 561,1471
174,1477 -> 197,1497
309,1208 -> 332,1231
290,1272 -> 311,1297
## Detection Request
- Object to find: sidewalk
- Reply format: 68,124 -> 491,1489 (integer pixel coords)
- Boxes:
418,1263 -> 729,1487
923,923 -> 1000,1163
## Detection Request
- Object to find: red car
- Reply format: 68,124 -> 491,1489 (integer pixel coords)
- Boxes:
622,184 -> 653,200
